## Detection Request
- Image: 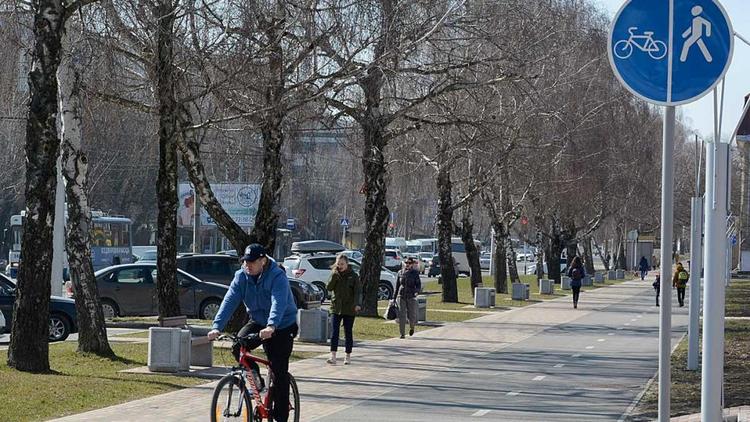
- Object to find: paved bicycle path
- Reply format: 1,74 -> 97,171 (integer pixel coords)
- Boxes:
50,279 -> 683,421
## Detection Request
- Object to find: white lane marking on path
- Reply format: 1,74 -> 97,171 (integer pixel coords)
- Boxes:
572,353 -> 582,358
630,319 -> 637,322
637,315 -> 643,318
597,339 -> 605,342
617,327 -> 625,330
506,391 -> 520,396
608,333 -> 615,336
625,323 -> 631,326
472,410 -> 491,417
533,375 -> 546,381
554,363 -> 565,368
586,346 -> 595,349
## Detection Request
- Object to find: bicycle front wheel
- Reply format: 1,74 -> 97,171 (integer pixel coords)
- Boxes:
288,373 -> 300,422
211,374 -> 252,422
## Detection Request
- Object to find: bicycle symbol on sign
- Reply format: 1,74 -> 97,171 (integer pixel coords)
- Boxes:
613,27 -> 668,60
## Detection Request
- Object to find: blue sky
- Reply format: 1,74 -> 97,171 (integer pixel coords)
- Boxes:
595,0 -> 749,141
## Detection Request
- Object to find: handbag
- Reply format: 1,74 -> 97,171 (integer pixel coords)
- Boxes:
384,300 -> 399,320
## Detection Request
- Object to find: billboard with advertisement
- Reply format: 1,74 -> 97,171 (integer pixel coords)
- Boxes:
178,183 -> 261,228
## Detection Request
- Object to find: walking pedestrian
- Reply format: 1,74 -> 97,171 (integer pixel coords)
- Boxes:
567,256 -> 585,309
652,273 -> 661,306
396,257 -> 421,338
638,256 -> 649,280
673,263 -> 689,307
326,254 -> 361,365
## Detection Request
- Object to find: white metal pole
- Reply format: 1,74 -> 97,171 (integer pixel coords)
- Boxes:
701,141 -> 728,421
51,156 -> 66,297
192,189 -> 198,254
687,196 -> 703,370
658,106 -> 676,422
489,228 -> 496,276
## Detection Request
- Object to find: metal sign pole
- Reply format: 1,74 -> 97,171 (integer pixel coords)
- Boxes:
701,140 -> 728,421
658,106 -> 676,421
687,196 -> 703,370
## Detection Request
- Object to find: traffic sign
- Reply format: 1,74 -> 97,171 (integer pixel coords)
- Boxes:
731,234 -> 737,246
340,218 -> 349,227
286,218 -> 296,230
608,0 -> 733,106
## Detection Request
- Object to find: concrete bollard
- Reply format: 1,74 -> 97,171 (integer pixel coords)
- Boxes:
561,276 -> 572,290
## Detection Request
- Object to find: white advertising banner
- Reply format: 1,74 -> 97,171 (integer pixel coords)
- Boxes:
178,183 -> 261,228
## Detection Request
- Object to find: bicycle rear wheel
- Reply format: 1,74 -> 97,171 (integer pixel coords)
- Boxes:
211,374 -> 252,422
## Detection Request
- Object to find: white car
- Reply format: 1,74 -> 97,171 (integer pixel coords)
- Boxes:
0,307 -> 5,333
479,253 -> 491,270
283,254 -> 397,301
527,258 -> 567,275
384,249 -> 402,271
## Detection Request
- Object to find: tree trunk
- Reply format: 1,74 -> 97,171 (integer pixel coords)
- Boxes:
492,223 -> 508,294
548,233 -> 563,283
437,164 -> 458,302
582,237 -> 595,277
359,120 -> 389,316
58,31 -> 113,356
8,0 -> 66,373
593,238 -> 609,270
249,15 -> 286,254
459,207 -> 482,295
506,237 -> 521,284
154,0 -> 180,318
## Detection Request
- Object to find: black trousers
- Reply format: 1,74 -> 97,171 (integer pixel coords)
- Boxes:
330,314 -> 355,354
655,287 -> 660,305
677,287 -> 686,306
235,322 -> 298,422
572,285 -> 581,305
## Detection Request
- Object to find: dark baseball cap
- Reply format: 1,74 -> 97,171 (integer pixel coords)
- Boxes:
241,243 -> 267,262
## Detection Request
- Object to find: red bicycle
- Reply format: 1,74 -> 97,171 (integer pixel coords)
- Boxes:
210,334 -> 300,422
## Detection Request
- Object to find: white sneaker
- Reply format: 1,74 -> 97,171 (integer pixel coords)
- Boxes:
326,358 -> 337,365
344,356 -> 351,365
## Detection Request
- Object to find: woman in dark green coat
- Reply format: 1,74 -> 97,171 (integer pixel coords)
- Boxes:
326,254 -> 361,365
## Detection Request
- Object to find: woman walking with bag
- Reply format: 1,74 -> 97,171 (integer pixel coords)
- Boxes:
567,256 -> 586,309
326,254 -> 361,365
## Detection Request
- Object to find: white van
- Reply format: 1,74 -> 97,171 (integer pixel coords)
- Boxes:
421,237 -> 481,276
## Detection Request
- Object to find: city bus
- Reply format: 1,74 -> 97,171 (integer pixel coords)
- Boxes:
7,211 -> 134,277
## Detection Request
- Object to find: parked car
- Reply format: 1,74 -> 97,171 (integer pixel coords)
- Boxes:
418,252 -> 433,274
0,307 -> 5,333
175,254 -> 322,310
479,252 -> 491,270
65,263 -> 228,320
134,250 -> 157,262
527,258 -> 567,276
428,255 -> 466,277
384,249 -> 402,272
283,254 -> 397,301
341,250 -> 363,261
1,273 -> 78,341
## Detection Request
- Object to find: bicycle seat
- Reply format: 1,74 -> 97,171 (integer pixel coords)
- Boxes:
643,31 -> 654,35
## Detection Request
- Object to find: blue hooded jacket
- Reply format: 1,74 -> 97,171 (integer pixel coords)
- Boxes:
212,258 -> 298,331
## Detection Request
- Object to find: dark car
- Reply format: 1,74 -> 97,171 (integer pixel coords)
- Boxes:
66,263 -> 229,320
176,254 -> 322,309
0,273 -> 78,342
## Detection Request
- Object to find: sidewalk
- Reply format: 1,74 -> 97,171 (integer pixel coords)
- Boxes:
50,280 -> 658,422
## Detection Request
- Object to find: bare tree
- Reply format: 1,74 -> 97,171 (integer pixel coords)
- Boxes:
58,23 -> 112,355
8,0 -> 95,373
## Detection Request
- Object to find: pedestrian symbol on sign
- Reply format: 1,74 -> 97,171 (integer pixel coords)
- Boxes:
680,6 -> 713,63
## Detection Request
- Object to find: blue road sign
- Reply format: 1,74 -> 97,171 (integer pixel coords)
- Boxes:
286,218 -> 296,230
608,0 -> 733,106
340,218 -> 350,227
731,234 -> 737,245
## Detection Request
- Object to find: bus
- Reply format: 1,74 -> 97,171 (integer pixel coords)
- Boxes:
7,211 -> 134,277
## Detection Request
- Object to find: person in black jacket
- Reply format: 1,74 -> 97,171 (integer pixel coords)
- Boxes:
396,258 -> 421,338
638,256 -> 650,280
566,256 -> 585,309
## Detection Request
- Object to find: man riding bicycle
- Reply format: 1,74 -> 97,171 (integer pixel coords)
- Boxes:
208,243 -> 298,422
